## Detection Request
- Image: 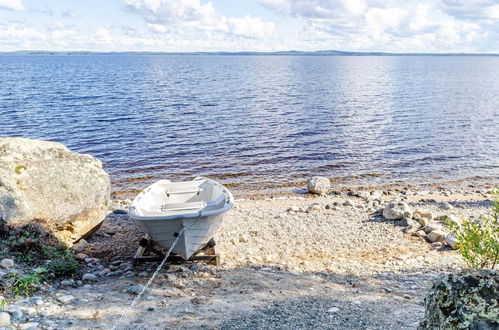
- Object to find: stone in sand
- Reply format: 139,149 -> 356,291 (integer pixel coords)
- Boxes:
445,233 -> 458,249
0,137 -> 110,244
306,176 -> 330,195
383,201 -> 411,220
426,230 -> 447,243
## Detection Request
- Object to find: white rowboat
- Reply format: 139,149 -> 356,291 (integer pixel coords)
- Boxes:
128,177 -> 234,260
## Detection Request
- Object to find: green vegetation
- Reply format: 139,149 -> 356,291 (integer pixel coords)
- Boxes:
0,221 -> 80,297
7,268 -> 48,297
447,189 -> 499,270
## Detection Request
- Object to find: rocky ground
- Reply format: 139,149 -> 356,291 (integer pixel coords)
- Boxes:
0,183 -> 496,330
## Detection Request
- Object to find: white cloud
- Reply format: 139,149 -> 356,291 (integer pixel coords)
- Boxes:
0,0 -> 24,11
438,0 -> 499,20
122,0 -> 277,39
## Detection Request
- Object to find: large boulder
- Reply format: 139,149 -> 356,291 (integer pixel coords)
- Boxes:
419,271 -> 499,330
0,137 -> 110,244
307,177 -> 330,195
383,201 -> 411,220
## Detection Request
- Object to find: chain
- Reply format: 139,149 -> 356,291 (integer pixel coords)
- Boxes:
112,212 -> 202,329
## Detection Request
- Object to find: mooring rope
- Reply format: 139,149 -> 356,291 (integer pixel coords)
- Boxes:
112,212 -> 202,329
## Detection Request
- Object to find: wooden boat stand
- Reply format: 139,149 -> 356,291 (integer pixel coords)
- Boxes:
133,234 -> 220,265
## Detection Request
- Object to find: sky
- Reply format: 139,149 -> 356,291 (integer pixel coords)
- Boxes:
1,0 -> 499,53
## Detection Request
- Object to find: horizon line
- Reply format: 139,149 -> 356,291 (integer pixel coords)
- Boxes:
1,49 -> 499,56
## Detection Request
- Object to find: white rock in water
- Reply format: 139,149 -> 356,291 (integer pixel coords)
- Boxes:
427,230 -> 447,243
445,232 -> 458,249
0,138 -> 110,244
0,258 -> 14,269
306,177 -> 330,195
383,201 -> 411,220
328,307 -> 340,313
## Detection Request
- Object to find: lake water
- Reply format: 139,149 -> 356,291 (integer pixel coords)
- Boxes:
0,55 -> 498,196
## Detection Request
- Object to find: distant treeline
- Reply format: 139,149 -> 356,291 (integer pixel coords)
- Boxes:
1,50 -> 498,56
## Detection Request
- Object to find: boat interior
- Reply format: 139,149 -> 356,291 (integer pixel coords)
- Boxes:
132,179 -> 228,217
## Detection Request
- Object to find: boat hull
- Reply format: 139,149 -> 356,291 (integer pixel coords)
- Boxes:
139,213 -> 225,260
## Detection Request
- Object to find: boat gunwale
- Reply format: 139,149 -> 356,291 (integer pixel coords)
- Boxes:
128,177 -> 234,221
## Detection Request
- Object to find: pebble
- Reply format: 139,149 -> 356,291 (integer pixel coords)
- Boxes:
0,312 -> 11,326
307,204 -> 321,213
426,230 -> 447,243
57,295 -> 75,304
75,253 -> 88,261
82,273 -> 98,282
0,259 -> 14,269
19,322 -> 39,329
439,202 -> 453,210
127,284 -> 145,295
343,200 -> 353,207
327,307 -> 340,313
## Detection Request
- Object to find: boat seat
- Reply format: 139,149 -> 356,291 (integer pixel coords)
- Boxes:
165,184 -> 206,196
160,201 -> 206,212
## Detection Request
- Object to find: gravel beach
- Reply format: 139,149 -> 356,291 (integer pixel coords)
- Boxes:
0,183 -> 496,329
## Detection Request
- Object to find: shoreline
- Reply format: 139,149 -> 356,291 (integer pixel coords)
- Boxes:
1,181 -> 496,329
110,175 -> 498,201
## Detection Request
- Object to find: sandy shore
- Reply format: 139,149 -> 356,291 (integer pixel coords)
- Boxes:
1,183 -> 496,329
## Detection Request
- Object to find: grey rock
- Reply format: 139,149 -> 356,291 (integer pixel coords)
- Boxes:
306,177 -> 330,195
56,295 -> 75,304
419,271 -> 499,330
445,233 -> 458,249
426,230 -> 447,243
0,259 -> 14,269
383,201 -> 411,220
127,284 -> 144,295
0,137 -> 110,244
11,310 -> 23,320
307,204 -> 321,213
73,239 -> 88,253
343,200 -> 353,207
82,273 -> 97,282
439,202 -> 453,210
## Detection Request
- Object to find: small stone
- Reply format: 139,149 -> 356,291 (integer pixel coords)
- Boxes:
191,297 -> 207,305
413,230 -> 427,238
82,273 -> 98,282
113,209 -> 127,215
0,259 -> 14,269
445,232 -> 458,249
427,230 -> 447,243
383,201 -> 411,220
287,205 -> 300,212
275,212 -> 287,219
307,176 -> 330,195
11,310 -> 23,320
238,235 -> 249,243
307,204 -> 321,213
73,239 -> 88,253
60,280 -> 73,286
57,295 -> 75,304
127,284 -> 144,295
328,307 -> 340,313
417,218 -> 429,227
401,218 -> 419,227
75,253 -> 88,260
99,269 -> 111,277
0,312 -> 11,326
19,322 -> 39,329
439,202 -> 453,210
343,200 -> 353,207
